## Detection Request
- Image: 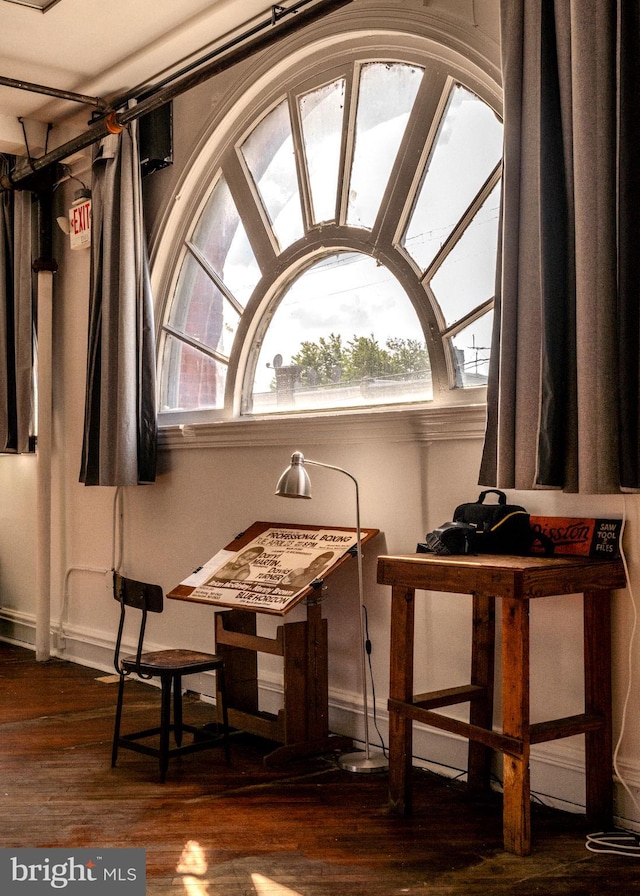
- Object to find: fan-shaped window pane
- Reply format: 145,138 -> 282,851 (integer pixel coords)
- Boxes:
347,63 -> 423,228
430,181 -> 501,327
402,84 -> 503,272
450,311 -> 493,387
160,335 -> 228,412
168,253 -> 238,356
299,79 -> 345,224
251,252 -> 431,413
240,99 -> 304,250
191,176 -> 261,306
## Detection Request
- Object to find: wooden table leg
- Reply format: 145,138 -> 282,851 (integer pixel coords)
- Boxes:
501,596 -> 531,856
388,585 -> 415,815
266,602 -> 353,765
584,589 -> 613,828
468,592 -> 496,790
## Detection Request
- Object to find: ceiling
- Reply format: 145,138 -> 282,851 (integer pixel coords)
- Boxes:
0,0 -> 290,153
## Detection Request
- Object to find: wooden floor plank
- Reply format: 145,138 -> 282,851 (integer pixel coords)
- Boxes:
0,644 -> 634,894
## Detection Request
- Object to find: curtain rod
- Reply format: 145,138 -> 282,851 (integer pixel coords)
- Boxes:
0,0 -> 353,192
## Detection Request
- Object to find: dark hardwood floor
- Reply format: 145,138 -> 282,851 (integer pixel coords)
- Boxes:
0,643 -> 636,894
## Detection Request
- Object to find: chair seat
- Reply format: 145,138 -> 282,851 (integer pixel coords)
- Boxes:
120,648 -> 224,675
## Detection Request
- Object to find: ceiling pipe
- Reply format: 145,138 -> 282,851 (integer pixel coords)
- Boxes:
0,0 -> 354,192
0,74 -> 108,110
123,0 -> 342,106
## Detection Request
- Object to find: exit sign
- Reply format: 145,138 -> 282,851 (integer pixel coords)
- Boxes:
69,198 -> 91,250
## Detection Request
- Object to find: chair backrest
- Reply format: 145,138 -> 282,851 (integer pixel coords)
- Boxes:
113,573 -> 164,676
114,574 -> 164,613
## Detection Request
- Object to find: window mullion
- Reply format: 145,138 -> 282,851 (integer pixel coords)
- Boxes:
163,323 -> 229,366
375,65 -> 449,249
288,91 -> 314,232
441,297 -> 494,340
337,64 -> 358,226
420,161 -> 502,284
223,150 -> 279,271
185,240 -> 244,315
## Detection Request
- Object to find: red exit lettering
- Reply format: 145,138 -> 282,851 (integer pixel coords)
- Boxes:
70,201 -> 91,234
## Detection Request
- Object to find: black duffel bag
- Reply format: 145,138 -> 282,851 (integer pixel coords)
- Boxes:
452,490 -> 532,554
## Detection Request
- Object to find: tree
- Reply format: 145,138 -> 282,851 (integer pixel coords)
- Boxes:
386,337 -> 430,376
342,335 -> 394,381
288,334 -> 430,389
290,333 -> 345,387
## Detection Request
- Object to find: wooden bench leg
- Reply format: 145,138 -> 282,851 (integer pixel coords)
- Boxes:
388,585 -> 415,815
584,589 -> 614,828
468,592 -> 496,790
501,596 -> 531,856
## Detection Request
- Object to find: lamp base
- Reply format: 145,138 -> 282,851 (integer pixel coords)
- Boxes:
338,749 -> 388,773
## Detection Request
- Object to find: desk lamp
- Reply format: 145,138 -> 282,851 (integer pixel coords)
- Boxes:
275,451 -> 387,773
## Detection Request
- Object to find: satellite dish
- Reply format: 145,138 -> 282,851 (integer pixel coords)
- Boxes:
273,354 -> 283,369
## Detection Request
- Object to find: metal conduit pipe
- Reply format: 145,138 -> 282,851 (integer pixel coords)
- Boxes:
0,75 -> 108,110
0,0 -> 353,192
34,265 -> 54,661
33,183 -> 58,661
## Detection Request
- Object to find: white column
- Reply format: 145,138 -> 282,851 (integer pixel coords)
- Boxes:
35,267 -> 54,661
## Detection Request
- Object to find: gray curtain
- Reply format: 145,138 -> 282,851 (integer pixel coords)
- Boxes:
0,158 -> 33,454
80,119 -> 157,486
480,0 -> 639,493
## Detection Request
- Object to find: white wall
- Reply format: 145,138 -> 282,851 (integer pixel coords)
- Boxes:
1,0 -> 639,832
0,453 -> 37,626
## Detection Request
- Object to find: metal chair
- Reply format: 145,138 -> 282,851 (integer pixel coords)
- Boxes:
111,573 -> 229,782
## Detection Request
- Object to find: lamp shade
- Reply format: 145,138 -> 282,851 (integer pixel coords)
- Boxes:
275,451 -> 312,498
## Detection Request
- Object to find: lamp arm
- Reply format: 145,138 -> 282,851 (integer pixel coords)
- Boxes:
304,458 -> 362,563
305,458 -> 370,758
304,459 -> 358,490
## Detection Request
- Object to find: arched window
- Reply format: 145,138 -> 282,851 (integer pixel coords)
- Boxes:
154,35 -> 502,426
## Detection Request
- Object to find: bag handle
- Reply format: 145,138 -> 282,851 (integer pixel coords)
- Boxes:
477,489 -> 507,505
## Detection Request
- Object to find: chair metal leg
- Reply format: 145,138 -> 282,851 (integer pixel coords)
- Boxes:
112,673 -> 126,767
173,674 -> 183,747
160,676 -> 172,783
112,660 -> 230,781
217,665 -> 230,762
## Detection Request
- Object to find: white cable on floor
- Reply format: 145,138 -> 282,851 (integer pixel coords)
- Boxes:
586,831 -> 640,858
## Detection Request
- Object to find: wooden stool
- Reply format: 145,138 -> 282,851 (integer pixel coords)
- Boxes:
377,553 -> 626,855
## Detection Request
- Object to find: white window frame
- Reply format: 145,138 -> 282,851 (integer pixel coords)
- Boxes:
150,25 -> 502,450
